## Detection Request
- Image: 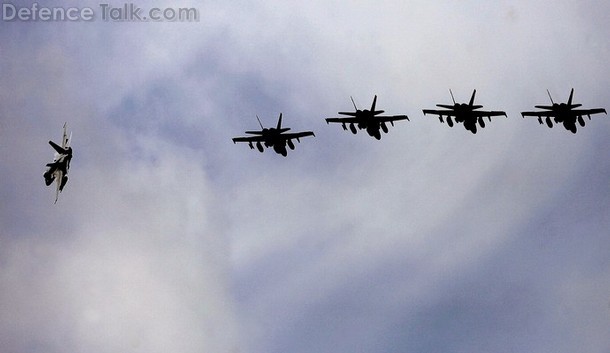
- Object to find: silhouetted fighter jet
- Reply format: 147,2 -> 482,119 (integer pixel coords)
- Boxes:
232,113 -> 315,157
44,123 -> 72,203
423,90 -> 507,134
521,89 -> 607,133
325,95 -> 409,140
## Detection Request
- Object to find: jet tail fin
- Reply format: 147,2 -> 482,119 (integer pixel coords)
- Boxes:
60,122 -> 70,148
449,89 -> 456,104
256,115 -> 264,129
568,88 -> 574,106
371,95 -> 377,112
546,89 -> 555,104
469,89 -> 477,106
350,96 -> 358,111
276,113 -> 283,130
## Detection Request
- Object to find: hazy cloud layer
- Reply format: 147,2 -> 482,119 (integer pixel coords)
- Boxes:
1,1 -> 609,353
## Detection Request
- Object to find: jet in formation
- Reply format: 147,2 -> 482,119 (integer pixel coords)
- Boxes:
44,123 -> 72,203
521,88 -> 607,133
232,92 -> 607,157
325,95 -> 409,140
423,90 -> 507,134
232,113 -> 315,156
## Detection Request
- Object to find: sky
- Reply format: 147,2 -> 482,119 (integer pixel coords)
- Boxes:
1,1 -> 609,352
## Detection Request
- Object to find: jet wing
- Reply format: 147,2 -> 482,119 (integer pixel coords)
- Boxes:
232,135 -> 265,143
571,108 -> 607,116
473,110 -> 507,118
422,109 -> 457,117
277,131 -> 315,140
54,169 -> 63,204
325,117 -> 359,124
376,115 -> 409,123
521,111 -> 555,118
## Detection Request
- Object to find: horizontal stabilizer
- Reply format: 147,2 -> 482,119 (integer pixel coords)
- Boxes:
436,104 -> 455,109
49,140 -> 68,154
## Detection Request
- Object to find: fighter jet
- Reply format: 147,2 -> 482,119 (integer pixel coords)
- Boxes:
423,90 -> 507,134
325,95 -> 409,140
43,123 -> 72,203
521,89 -> 607,133
232,113 -> 315,157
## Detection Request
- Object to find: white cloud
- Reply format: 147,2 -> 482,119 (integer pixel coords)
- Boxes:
0,17 -> 239,352
2,1 -> 610,353
0,133 -> 239,353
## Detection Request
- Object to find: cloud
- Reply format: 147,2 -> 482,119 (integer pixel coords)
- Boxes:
2,1 -> 610,353
0,128 -> 239,353
0,12 -> 239,353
